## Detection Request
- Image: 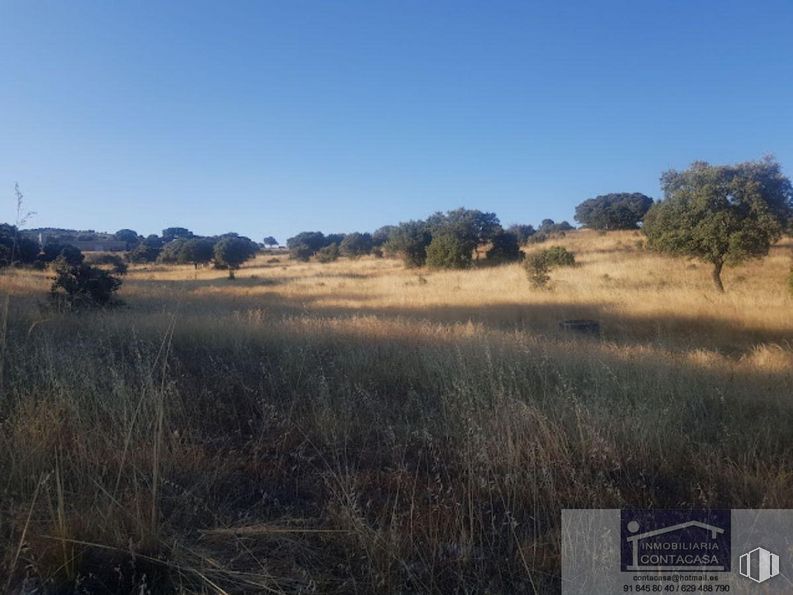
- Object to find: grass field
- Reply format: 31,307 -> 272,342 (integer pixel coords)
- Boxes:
1,230 -> 792,592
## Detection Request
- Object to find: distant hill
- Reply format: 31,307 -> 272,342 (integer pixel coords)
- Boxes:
21,228 -> 127,252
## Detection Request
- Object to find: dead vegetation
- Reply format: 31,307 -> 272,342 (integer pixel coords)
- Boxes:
0,230 -> 792,592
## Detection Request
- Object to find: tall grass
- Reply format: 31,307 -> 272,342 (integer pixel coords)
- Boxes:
0,231 -> 791,592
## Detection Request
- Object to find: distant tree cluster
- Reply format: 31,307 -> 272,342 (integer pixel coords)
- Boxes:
0,223 -> 39,267
575,193 -> 653,230
382,208 -> 506,269
7,156 -> 792,293
286,232 -> 340,261
123,227 -> 259,277
283,209 -> 576,269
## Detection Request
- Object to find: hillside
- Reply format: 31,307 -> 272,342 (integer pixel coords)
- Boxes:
0,230 -> 792,591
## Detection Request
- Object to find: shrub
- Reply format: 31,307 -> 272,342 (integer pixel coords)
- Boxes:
425,234 -> 471,269
486,231 -> 522,264
523,246 -> 576,288
524,253 -> 551,288
543,246 -> 576,267
50,256 -> 123,308
316,243 -> 340,263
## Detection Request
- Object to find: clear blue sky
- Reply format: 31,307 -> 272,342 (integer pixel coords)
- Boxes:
2,1 -> 792,242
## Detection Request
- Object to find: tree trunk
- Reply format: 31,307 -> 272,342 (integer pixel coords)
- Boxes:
228,268 -> 235,280
711,261 -> 724,292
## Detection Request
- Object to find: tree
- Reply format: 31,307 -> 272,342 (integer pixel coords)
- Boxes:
506,224 -> 536,244
40,243 -> 84,266
372,225 -> 396,247
12,237 -> 40,264
575,193 -> 654,230
427,208 -> 501,260
340,232 -> 373,257
425,234 -> 471,269
287,231 -> 327,261
129,234 -> 165,263
179,238 -> 216,268
114,228 -> 141,248
643,157 -> 793,291
213,236 -> 258,278
157,238 -> 188,263
538,219 -> 574,234
486,230 -> 523,264
162,227 -> 193,242
263,236 -> 279,248
385,220 -> 432,267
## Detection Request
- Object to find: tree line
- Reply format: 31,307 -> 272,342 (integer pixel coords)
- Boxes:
285,212 -> 577,268
284,157 -> 793,291
3,156 -> 792,292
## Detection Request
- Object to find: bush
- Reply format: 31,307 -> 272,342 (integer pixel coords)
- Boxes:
316,243 -> 340,263
425,234 -> 471,269
523,246 -> 576,288
524,253 -> 551,288
486,231 -> 522,264
543,246 -> 576,267
50,257 -> 123,308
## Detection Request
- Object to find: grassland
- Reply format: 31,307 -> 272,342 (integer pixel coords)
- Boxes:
1,230 -> 792,592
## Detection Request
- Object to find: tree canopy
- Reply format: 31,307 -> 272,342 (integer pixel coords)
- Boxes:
486,230 -> 523,264
506,224 -> 535,244
162,227 -> 194,242
643,157 -> 793,291
113,229 -> 141,248
213,236 -> 259,278
426,233 -> 471,269
340,232 -> 373,257
575,193 -> 654,230
384,221 -> 432,267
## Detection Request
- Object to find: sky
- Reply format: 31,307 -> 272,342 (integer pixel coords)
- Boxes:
2,1 -> 792,243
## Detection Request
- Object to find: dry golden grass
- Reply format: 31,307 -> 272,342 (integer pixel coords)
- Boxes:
1,230 -> 792,592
